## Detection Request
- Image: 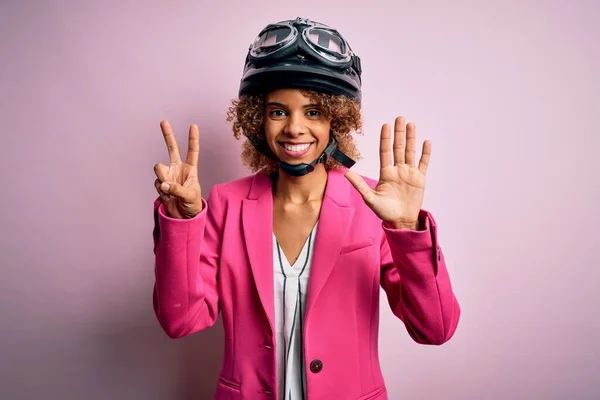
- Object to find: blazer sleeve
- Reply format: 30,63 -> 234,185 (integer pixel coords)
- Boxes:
152,184 -> 225,339
379,209 -> 461,345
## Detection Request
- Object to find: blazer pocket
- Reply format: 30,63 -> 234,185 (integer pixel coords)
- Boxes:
218,376 -> 241,392
356,385 -> 386,400
340,237 -> 375,255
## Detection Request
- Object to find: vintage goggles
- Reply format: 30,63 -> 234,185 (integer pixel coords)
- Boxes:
248,18 -> 361,72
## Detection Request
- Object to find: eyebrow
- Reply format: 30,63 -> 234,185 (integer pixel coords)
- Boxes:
265,102 -> 320,108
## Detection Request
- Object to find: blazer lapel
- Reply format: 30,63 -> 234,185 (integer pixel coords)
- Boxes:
305,169 -> 355,321
242,173 -> 276,334
241,169 -> 357,332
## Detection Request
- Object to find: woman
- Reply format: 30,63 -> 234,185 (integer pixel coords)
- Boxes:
152,17 -> 460,400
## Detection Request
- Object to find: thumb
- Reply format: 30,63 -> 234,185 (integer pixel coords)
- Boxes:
344,170 -> 373,204
160,181 -> 195,203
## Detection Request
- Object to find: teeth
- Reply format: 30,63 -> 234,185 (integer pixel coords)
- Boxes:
283,143 -> 311,152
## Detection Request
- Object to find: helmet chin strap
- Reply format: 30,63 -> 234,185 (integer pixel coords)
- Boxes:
247,133 -> 355,177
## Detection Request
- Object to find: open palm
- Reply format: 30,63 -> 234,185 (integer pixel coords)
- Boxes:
346,116 -> 430,229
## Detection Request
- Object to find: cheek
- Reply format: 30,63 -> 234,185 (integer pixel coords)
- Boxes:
262,122 -> 277,142
315,124 -> 331,144
262,123 -> 280,153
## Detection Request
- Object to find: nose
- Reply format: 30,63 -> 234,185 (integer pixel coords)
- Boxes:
284,112 -> 306,136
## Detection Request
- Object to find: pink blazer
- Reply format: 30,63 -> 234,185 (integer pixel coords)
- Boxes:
152,168 -> 460,400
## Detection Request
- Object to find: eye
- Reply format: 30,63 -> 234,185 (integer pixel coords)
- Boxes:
268,109 -> 287,118
306,109 -> 322,117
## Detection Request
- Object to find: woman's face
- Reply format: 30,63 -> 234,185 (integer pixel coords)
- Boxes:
263,88 -> 331,165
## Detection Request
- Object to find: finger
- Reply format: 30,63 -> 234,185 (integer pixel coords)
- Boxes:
155,179 -> 171,201
418,140 -> 432,174
405,122 -> 417,166
153,163 -> 169,182
160,181 -> 195,203
186,124 -> 200,166
393,116 -> 406,165
344,170 -> 374,206
379,123 -> 392,169
160,120 -> 183,164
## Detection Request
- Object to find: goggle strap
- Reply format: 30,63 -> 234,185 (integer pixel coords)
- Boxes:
331,147 -> 356,168
352,55 -> 362,75
247,135 -> 278,161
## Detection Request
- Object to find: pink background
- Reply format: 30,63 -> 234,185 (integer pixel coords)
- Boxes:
1,0 -> 598,399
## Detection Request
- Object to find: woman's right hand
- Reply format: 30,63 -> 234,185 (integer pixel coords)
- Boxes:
154,120 -> 203,219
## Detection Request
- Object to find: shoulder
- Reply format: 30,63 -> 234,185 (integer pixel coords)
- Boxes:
347,173 -> 377,207
331,167 -> 377,187
328,168 -> 382,226
209,172 -> 269,202
214,174 -> 254,192
328,167 -> 378,206
361,174 -> 378,189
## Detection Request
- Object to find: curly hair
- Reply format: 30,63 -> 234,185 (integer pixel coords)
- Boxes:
226,89 -> 363,174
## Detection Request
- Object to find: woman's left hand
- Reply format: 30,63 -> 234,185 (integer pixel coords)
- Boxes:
345,116 -> 431,230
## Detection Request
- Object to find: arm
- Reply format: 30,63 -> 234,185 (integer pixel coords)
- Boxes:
152,184 -> 224,339
379,209 -> 460,345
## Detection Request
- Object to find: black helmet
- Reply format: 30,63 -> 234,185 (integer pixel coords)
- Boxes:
239,17 -> 362,102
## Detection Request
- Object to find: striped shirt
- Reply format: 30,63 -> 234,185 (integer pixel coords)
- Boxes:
273,222 -> 318,400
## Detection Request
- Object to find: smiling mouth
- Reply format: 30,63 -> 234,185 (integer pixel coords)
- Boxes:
279,142 -> 314,152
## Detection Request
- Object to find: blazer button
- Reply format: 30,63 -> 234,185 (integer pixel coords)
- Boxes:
309,359 -> 323,373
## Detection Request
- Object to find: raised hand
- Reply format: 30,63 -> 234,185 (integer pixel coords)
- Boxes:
345,116 -> 431,230
154,121 -> 203,219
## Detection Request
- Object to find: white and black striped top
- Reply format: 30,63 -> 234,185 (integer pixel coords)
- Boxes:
273,222 -> 318,400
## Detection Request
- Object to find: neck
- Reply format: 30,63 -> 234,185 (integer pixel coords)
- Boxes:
273,164 -> 328,204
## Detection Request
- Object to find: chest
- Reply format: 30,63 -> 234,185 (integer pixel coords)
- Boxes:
272,200 -> 321,266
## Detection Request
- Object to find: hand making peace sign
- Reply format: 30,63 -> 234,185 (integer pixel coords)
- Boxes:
153,121 -> 203,219
345,116 -> 431,230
